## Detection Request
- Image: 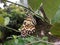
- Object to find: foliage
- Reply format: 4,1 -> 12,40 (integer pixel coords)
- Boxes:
28,0 -> 60,38
0,0 -> 7,3
43,0 -> 60,19
51,7 -> 60,24
0,4 -> 26,40
4,4 -> 26,28
28,0 -> 60,20
50,23 -> 60,36
4,36 -> 52,45
0,16 -> 4,25
0,0 -> 60,45
0,31 -> 4,39
28,0 -> 42,11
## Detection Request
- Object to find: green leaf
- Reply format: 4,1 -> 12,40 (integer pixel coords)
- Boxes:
50,23 -> 60,36
0,16 -> 4,25
4,17 -> 10,26
28,0 -> 42,11
0,31 -> 4,39
51,7 -> 60,24
43,0 -> 60,19
25,36 -> 37,43
4,37 -> 28,45
0,0 -> 7,3
12,35 -> 17,39
50,6 -> 60,37
18,38 -> 26,45
28,0 -> 60,20
4,40 -> 13,45
42,36 -> 48,41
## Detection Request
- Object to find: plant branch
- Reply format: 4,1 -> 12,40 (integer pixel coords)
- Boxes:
25,40 -> 54,45
6,1 -> 34,13
0,24 -> 20,32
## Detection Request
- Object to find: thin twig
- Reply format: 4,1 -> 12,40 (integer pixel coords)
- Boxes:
6,1 -> 45,21
6,35 -> 21,39
0,24 -> 20,32
25,40 -> 54,45
25,34 -> 54,45
7,1 -> 34,13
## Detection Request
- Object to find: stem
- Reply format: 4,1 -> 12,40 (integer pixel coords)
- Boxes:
0,24 -> 20,32
25,40 -> 53,45
7,1 -> 34,13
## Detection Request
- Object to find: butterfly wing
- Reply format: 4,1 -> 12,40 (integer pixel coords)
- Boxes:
20,14 -> 36,37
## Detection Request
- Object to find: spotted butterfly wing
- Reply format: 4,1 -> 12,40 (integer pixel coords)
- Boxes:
20,14 -> 36,37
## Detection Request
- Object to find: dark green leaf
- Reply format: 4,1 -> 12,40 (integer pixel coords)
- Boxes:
43,0 -> 60,19
0,16 -> 4,25
0,31 -> 4,39
51,7 -> 60,24
50,23 -> 60,36
28,0 -> 42,11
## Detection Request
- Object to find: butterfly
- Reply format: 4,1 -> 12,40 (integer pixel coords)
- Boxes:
20,13 -> 36,37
